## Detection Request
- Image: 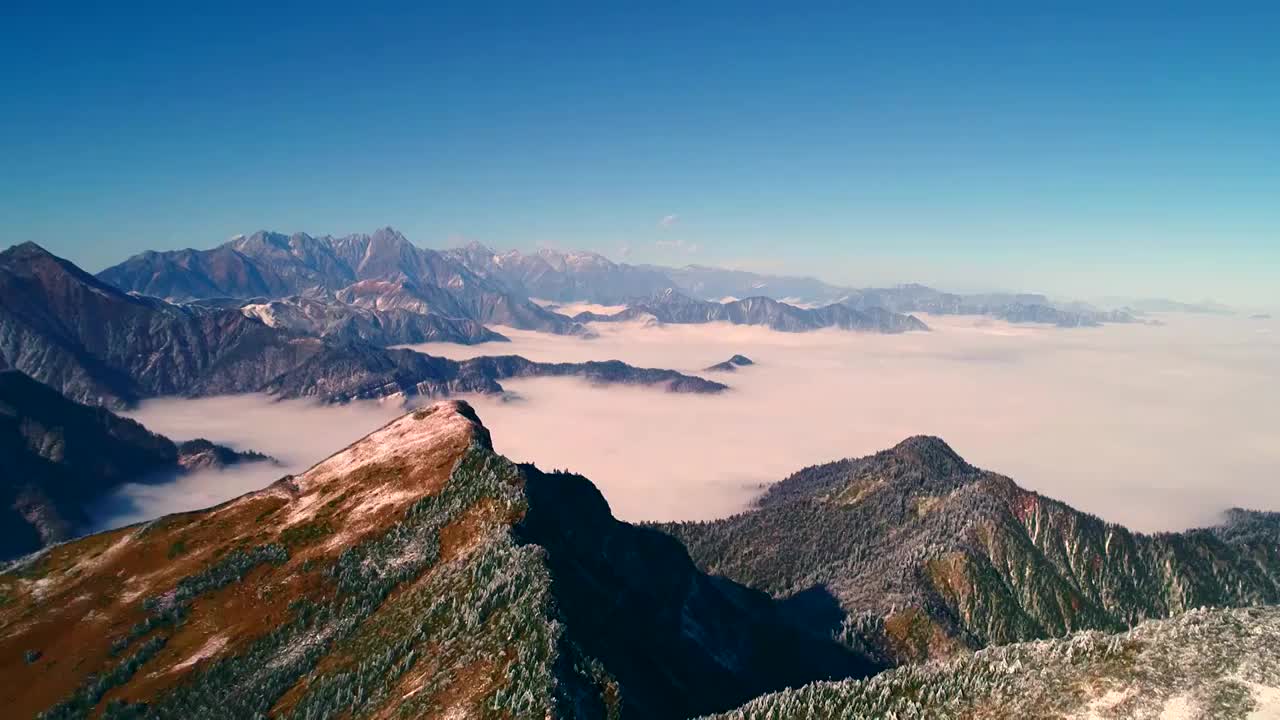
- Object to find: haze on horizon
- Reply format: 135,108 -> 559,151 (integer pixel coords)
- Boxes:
3,4 -> 1278,307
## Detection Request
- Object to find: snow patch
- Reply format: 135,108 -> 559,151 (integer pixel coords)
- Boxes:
171,635 -> 228,672
1158,694 -> 1198,719
241,303 -> 280,328
298,402 -> 475,490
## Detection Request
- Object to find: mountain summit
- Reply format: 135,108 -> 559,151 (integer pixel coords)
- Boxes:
661,439 -> 1280,664
0,402 -> 875,719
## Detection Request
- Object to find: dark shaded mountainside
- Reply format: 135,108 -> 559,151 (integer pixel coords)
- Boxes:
0,243 -> 724,410
574,288 -> 929,333
0,402 -> 877,720
0,370 -> 268,562
657,436 -> 1280,665
97,228 -> 585,337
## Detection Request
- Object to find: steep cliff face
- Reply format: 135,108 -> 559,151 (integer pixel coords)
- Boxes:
0,402 -> 872,720
659,437 -> 1280,664
0,370 -> 268,560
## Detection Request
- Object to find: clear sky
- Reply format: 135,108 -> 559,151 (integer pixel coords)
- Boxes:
3,2 -> 1277,306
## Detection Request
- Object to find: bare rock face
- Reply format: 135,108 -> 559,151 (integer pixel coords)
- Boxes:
0,401 -> 876,719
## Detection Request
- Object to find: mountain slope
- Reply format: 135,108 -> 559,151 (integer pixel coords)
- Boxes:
238,293 -> 508,346
658,437 -> 1280,664
575,289 -> 928,333
0,243 -> 724,408
0,402 -> 875,719
0,370 -> 267,561
0,242 -> 335,407
97,228 -> 586,336
708,605 -> 1280,719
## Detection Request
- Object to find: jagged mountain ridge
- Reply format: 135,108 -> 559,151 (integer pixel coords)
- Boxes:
0,370 -> 269,561
0,401 -> 877,719
447,245 -> 1149,327
0,243 -> 724,409
657,436 -> 1280,665
97,228 -> 585,336
445,242 -> 676,304
574,289 -> 929,333
95,232 -> 1162,331
708,605 -> 1280,719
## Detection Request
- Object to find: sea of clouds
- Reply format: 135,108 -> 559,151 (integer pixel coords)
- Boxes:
95,312 -> 1279,534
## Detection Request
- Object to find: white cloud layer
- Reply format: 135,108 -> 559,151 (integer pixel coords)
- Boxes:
407,314 -> 1280,532
91,313 -> 1279,535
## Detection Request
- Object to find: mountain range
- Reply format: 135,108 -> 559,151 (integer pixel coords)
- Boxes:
94,230 -> 1174,332
657,436 -> 1280,665
0,402 -> 877,719
574,288 -> 929,333
0,370 -> 269,561
0,243 -> 724,409
840,284 -> 1141,327
97,229 -> 586,338
445,242 -> 1152,327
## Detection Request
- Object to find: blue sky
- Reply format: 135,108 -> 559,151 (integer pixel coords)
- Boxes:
3,2 -> 1277,306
